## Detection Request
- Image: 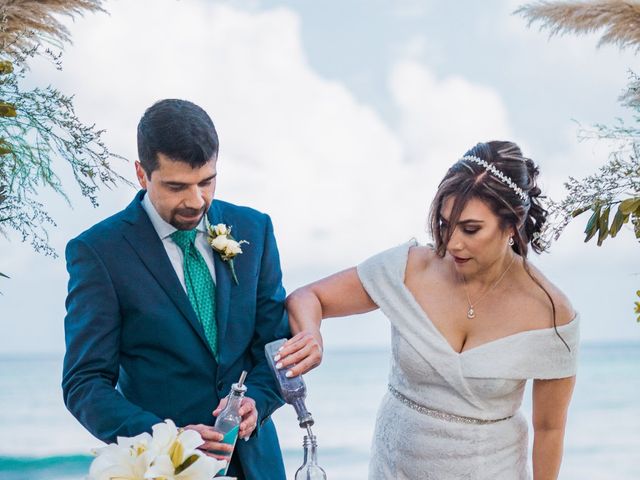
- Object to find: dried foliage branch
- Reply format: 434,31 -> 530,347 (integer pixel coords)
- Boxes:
516,1 -> 640,51
0,0 -> 129,284
0,0 -> 105,60
620,71 -> 640,111
545,141 -> 640,244
0,59 -> 129,257
517,1 -> 640,320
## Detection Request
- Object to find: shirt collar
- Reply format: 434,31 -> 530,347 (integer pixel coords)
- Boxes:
141,192 -> 208,240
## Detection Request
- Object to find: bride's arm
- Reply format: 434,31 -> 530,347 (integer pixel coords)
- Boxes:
277,267 -> 377,376
531,376 -> 576,480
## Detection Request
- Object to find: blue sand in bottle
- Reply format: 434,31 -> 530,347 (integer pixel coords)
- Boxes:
209,425 -> 240,456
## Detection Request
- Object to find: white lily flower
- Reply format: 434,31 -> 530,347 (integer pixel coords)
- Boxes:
177,428 -> 206,455
116,431 -> 153,455
174,451 -> 227,480
143,449 -> 226,480
88,444 -> 153,480
150,419 -> 179,455
88,421 -> 227,480
144,453 -> 175,479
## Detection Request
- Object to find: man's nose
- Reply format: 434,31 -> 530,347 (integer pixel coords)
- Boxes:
184,186 -> 206,210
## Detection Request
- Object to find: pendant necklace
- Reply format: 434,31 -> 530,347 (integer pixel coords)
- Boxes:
461,255 -> 516,319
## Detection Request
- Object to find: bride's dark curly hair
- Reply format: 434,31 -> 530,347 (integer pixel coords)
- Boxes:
428,141 -> 568,350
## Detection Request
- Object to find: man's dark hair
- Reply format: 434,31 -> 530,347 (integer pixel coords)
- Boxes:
137,99 -> 219,176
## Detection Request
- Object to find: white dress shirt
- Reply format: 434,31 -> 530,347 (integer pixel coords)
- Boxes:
141,193 -> 216,291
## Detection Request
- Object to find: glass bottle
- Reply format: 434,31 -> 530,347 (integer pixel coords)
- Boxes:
295,435 -> 327,480
264,338 -> 314,428
212,370 -> 247,476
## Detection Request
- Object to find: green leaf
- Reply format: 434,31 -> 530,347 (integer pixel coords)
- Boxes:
597,206 -> 610,246
619,197 -> 640,215
0,102 -> 17,117
176,454 -> 199,475
0,138 -> 12,156
609,206 -> 629,238
584,206 -> 601,243
0,61 -> 13,75
0,272 -> 8,279
571,205 -> 591,218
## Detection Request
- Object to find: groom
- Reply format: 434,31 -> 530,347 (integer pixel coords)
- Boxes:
62,99 -> 289,479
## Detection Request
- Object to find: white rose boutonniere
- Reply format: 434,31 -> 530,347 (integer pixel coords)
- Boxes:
207,223 -> 248,285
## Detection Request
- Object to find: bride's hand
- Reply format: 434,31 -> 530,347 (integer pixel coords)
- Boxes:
275,330 -> 323,377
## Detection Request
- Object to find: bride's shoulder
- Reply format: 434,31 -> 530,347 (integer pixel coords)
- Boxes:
520,261 -> 576,328
406,242 -> 440,276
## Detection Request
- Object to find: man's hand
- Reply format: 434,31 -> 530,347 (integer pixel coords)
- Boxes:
213,396 -> 258,440
183,424 -> 234,461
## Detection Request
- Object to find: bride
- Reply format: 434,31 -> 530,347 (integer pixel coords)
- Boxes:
276,141 -> 578,479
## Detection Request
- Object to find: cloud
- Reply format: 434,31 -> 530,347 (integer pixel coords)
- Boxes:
3,1 -> 409,351
27,1 -> 412,270
4,0 -> 637,354
387,59 -> 514,211
33,1 -> 517,270
390,59 -> 513,157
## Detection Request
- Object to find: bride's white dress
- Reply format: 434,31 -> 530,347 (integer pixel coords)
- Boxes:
357,241 -> 579,480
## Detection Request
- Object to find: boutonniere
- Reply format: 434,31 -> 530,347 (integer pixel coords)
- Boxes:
207,223 -> 248,285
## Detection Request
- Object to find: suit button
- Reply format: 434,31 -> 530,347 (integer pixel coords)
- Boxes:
217,381 -> 224,391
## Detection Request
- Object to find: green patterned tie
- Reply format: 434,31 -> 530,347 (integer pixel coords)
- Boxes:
171,229 -> 217,358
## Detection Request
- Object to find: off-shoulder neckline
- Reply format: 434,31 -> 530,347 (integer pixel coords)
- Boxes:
394,240 -> 579,356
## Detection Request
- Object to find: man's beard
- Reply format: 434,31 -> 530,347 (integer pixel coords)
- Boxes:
170,206 -> 206,231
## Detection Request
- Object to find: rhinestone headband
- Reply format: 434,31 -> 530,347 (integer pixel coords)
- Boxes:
461,155 -> 528,202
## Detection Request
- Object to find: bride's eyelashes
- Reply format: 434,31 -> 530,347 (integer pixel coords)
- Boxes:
440,220 -> 479,235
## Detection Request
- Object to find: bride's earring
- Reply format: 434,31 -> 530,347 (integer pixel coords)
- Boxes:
508,237 -> 514,246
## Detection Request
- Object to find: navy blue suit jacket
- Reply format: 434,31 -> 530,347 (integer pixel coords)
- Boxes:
62,191 -> 289,479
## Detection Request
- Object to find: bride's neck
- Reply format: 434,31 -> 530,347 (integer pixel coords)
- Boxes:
463,252 -> 518,287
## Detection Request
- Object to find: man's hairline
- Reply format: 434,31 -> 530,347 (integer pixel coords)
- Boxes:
142,152 -> 218,179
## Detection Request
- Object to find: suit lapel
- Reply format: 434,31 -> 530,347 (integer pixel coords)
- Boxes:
208,202 -> 232,363
121,191 -> 215,358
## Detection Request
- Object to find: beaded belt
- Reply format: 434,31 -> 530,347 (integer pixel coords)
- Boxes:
388,385 -> 513,425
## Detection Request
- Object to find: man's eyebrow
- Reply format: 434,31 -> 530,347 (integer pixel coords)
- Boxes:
199,173 -> 217,182
162,174 -> 217,186
162,180 -> 187,187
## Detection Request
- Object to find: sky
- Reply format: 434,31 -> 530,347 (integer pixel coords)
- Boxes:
1,0 -> 639,354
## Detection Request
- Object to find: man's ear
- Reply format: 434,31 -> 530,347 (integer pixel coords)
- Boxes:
135,161 -> 148,189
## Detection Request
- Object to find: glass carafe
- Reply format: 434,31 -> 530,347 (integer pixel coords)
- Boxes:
264,338 -> 314,428
213,371 -> 247,476
294,435 -> 327,480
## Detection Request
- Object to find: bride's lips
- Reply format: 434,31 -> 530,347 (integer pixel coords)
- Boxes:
452,255 -> 471,265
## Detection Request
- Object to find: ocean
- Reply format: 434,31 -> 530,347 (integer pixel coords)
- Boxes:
0,343 -> 638,479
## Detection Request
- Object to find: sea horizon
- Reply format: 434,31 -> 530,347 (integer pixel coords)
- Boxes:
2,338 -> 638,359
1,342 -> 638,479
